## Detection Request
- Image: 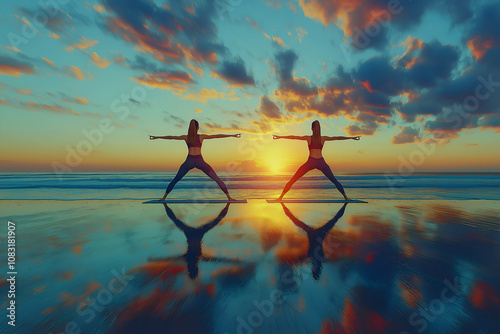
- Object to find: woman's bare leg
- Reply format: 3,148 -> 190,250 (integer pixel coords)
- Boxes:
199,160 -> 236,201
277,162 -> 312,200
160,161 -> 191,200
318,161 -> 351,200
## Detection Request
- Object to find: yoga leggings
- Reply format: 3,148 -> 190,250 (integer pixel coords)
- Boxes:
166,155 -> 229,194
282,157 -> 345,195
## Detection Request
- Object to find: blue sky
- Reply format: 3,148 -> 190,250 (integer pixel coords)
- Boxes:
1,0 -> 499,172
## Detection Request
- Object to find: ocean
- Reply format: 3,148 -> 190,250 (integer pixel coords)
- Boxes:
1,172 -> 500,200
0,172 -> 499,333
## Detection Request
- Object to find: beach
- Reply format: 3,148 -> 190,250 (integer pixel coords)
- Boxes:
1,173 -> 499,333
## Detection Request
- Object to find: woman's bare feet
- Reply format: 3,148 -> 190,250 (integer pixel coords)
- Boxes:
343,194 -> 353,201
226,194 -> 238,201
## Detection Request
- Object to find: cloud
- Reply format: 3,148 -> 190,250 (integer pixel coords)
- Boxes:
465,4 -> 500,67
132,70 -> 194,91
345,121 -> 378,137
203,121 -> 258,134
271,40 -> 464,138
127,55 -> 159,72
213,57 -> 255,87
0,55 -> 36,77
16,89 -> 32,95
42,57 -> 56,67
391,126 -> 421,144
65,37 -> 99,51
478,113 -> 500,133
163,112 -> 186,128
62,96 -> 90,105
296,0 -> 475,50
275,49 -> 298,82
87,52 -> 111,68
258,96 -> 283,119
401,40 -> 460,88
63,66 -> 92,80
292,27 -> 308,43
94,4 -> 106,13
101,0 -> 226,66
21,101 -> 67,114
180,88 -> 240,103
246,17 -> 286,47
17,6 -> 87,37
113,56 -> 125,64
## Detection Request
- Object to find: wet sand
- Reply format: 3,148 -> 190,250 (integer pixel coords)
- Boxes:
1,199 -> 499,333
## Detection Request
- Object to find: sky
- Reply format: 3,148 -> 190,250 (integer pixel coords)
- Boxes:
1,0 -> 499,173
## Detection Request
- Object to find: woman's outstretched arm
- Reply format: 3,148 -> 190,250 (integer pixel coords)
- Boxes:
202,134 -> 241,139
273,135 -> 308,140
324,136 -> 360,141
149,135 -> 186,140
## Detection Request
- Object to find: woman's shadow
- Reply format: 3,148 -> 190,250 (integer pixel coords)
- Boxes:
149,203 -> 242,279
281,203 -> 347,280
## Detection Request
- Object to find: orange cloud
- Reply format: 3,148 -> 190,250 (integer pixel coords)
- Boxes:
16,89 -> 31,95
66,37 -> 99,52
113,56 -> 125,64
298,0 -> 391,39
21,101 -> 67,113
49,33 -> 60,39
87,52 -> 111,68
6,46 -> 21,53
180,88 -> 240,103
64,66 -> 92,80
467,36 -> 496,60
63,96 -> 90,104
94,4 -> 105,12
0,55 -> 35,77
0,99 -> 11,106
105,17 -> 181,61
42,57 -> 56,67
132,71 -> 193,91
246,17 -> 286,47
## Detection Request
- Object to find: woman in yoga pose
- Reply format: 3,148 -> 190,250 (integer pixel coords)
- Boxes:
274,120 -> 360,201
149,119 -> 240,201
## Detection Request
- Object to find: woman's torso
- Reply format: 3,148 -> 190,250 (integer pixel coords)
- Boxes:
307,136 -> 324,159
187,134 -> 203,156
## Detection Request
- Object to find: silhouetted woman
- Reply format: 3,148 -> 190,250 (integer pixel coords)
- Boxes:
274,120 -> 360,201
282,203 -> 347,280
150,119 -> 240,201
148,203 -> 242,279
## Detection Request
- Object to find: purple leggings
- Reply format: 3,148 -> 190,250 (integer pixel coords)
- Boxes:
282,157 -> 345,195
166,155 -> 229,194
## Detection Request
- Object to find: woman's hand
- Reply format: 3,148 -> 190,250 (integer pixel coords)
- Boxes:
149,135 -> 157,140
352,136 -> 360,140
273,135 -> 280,140
234,133 -> 241,138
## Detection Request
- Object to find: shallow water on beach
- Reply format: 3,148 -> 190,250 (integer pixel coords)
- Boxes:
1,199 -> 499,333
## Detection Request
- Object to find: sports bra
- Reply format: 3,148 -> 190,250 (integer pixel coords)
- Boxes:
187,135 -> 202,148
308,137 -> 323,150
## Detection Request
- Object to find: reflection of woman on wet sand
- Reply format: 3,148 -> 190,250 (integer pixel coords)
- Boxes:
148,203 -> 241,279
281,203 -> 347,280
